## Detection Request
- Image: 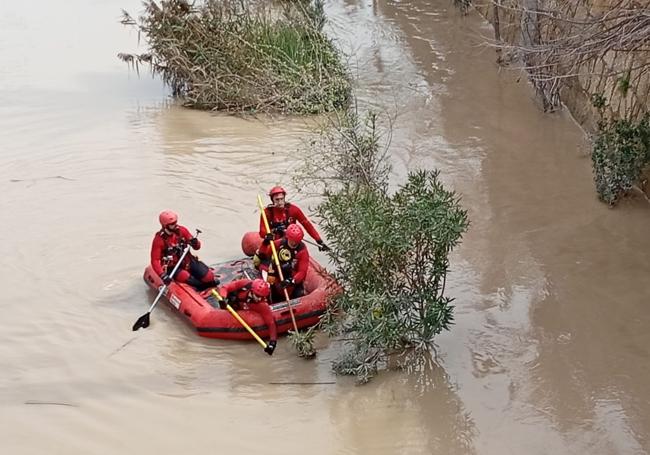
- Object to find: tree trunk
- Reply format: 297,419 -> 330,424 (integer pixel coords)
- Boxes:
520,0 -> 540,51
520,0 -> 558,111
494,0 -> 502,63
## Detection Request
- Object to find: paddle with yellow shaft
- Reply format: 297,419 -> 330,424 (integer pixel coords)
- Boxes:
210,290 -> 274,355
257,194 -> 299,333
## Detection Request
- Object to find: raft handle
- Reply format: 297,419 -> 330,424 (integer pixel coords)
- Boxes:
183,310 -> 192,317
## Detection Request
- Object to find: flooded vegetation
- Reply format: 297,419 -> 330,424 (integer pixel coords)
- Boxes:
119,0 -> 350,113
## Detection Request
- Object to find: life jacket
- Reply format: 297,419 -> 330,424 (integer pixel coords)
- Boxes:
158,228 -> 190,270
266,203 -> 297,232
268,238 -> 305,279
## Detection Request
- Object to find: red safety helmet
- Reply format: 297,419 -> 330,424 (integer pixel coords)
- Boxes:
159,210 -> 178,227
268,186 -> 286,200
286,224 -> 304,243
251,279 -> 270,298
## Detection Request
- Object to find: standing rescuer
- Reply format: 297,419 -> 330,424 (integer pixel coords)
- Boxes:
150,210 -> 219,290
260,186 -> 330,251
259,223 -> 309,301
218,278 -> 277,355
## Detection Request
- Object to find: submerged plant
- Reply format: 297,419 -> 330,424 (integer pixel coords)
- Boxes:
288,326 -> 316,358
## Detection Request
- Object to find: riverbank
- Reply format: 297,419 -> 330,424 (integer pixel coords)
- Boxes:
465,0 -> 650,203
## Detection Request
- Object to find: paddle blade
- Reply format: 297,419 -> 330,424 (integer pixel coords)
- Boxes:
132,312 -> 150,331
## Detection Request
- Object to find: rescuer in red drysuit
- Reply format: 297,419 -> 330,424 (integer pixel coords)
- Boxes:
150,210 -> 219,290
258,224 -> 309,301
259,186 -> 330,251
218,278 -> 277,355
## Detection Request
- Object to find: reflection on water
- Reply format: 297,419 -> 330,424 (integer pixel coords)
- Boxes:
1,0 -> 649,454
329,364 -> 476,455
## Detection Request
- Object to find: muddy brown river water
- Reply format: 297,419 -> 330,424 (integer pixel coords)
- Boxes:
1,1 -> 649,454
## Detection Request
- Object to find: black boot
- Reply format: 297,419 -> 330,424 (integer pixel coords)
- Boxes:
185,276 -> 204,290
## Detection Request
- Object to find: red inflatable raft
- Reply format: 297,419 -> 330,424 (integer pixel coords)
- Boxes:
142,233 -> 337,340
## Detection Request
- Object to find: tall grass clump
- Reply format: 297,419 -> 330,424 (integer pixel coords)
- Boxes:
119,0 -> 350,114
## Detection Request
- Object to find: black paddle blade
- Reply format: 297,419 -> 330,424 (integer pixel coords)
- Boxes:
132,312 -> 151,331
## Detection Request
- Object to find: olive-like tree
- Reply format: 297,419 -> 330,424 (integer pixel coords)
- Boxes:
297,110 -> 469,382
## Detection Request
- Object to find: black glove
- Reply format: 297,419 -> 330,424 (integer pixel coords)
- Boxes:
280,277 -> 294,289
264,340 -> 277,356
317,240 -> 330,252
263,233 -> 273,244
161,273 -> 172,285
189,237 -> 200,249
226,292 -> 238,305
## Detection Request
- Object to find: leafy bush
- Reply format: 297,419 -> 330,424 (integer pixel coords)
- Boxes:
592,114 -> 650,205
297,111 -> 469,382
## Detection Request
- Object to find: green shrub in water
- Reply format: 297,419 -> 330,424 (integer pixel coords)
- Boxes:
592,114 -> 650,205
297,111 -> 469,382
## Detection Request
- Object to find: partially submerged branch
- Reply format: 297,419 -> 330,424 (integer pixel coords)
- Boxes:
456,0 -> 650,205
